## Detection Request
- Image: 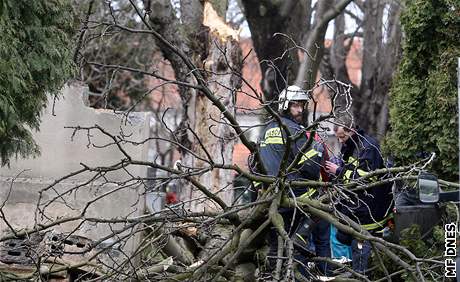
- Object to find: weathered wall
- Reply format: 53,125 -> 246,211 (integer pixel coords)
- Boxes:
0,85 -> 149,182
0,83 -> 150,254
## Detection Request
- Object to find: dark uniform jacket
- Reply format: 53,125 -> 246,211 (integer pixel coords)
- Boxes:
259,116 -> 324,197
336,128 -> 393,230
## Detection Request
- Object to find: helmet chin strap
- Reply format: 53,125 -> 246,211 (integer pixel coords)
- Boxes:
302,108 -> 309,124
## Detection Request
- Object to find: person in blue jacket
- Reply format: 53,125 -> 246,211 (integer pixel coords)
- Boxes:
259,85 -> 330,276
325,115 -> 394,274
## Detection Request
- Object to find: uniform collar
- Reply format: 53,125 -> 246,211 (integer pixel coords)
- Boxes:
281,114 -> 303,127
343,128 -> 365,149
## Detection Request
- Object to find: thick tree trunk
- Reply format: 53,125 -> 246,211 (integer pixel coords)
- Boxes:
295,0 -> 332,89
241,0 -> 308,101
350,0 -> 401,139
352,0 -> 384,136
375,2 -> 402,137
294,0 -> 353,90
150,0 -> 241,211
320,10 -> 360,114
190,26 -> 242,210
320,0 -> 402,139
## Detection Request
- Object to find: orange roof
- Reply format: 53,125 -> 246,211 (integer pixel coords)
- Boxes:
146,38 -> 363,170
237,38 -> 264,112
308,37 -> 362,113
232,143 -> 251,170
146,38 -> 362,113
146,53 -> 182,111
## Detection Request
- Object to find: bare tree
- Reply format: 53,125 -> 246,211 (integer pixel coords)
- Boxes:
0,1 -> 456,281
145,0 -> 245,210
320,0 -> 403,138
239,0 -> 402,137
0,88 -> 456,280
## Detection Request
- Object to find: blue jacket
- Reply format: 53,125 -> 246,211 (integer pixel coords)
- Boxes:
336,128 -> 393,230
259,116 -> 324,197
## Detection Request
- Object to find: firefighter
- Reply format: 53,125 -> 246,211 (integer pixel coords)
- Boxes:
325,115 -> 394,274
259,85 -> 330,276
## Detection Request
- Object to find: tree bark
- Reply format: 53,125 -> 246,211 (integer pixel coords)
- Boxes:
351,0 -> 402,139
191,25 -> 242,210
320,8 -> 360,114
320,0 -> 402,138
149,0 -> 241,210
241,0 -> 309,102
353,0 -> 384,136
294,0 -> 353,89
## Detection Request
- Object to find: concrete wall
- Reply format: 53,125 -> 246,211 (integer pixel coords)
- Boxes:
0,85 -> 149,182
0,84 -> 151,254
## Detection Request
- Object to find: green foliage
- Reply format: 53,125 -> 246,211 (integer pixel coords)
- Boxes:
0,0 -> 75,166
399,225 -> 445,281
399,224 -> 444,258
384,0 -> 460,180
371,224 -> 445,281
371,201 -> 457,280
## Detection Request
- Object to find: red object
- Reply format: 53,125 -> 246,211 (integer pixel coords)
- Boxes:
306,132 -> 330,182
166,192 -> 178,204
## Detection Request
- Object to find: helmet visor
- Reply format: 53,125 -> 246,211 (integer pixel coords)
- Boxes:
289,90 -> 310,102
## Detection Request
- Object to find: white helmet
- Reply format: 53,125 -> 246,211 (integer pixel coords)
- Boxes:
278,85 -> 310,112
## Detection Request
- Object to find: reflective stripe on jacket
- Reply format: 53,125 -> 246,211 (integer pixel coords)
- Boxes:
259,116 -> 324,197
337,128 -> 394,230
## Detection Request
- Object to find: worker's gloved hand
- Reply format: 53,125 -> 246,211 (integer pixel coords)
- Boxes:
325,156 -> 344,177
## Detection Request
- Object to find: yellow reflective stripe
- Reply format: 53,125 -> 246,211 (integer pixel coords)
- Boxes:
298,149 -> 319,164
343,168 -> 377,182
299,188 -> 317,199
296,233 -> 308,245
345,157 -> 378,181
252,181 -> 262,188
264,127 -> 282,138
261,127 -> 284,146
343,170 -> 354,182
264,137 -> 284,144
348,156 -> 359,166
361,213 -> 394,231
